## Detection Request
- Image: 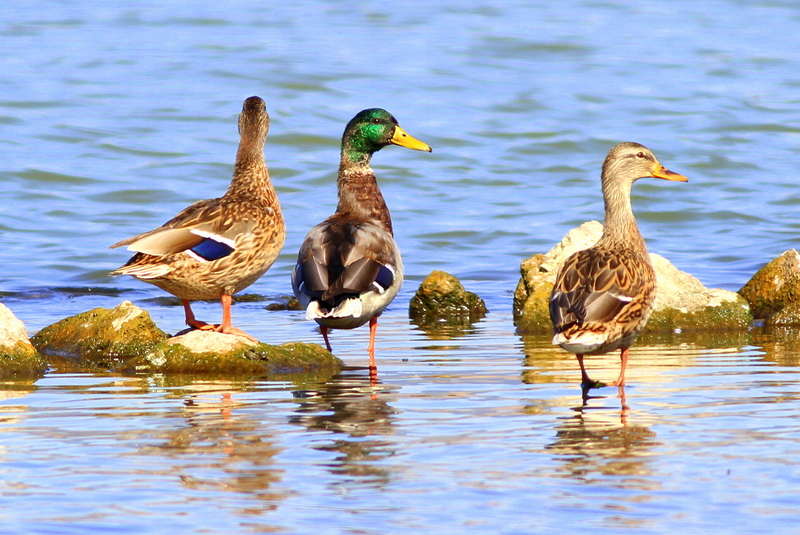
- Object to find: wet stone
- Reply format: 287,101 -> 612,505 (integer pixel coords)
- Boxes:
118,330 -> 342,376
514,221 -> 752,334
31,301 -> 342,376
0,302 -> 46,377
738,249 -> 800,322
31,301 -> 167,370
409,270 -> 487,335
643,254 -> 752,333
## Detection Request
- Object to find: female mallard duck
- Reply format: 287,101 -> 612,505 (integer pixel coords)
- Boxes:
110,96 -> 284,341
292,108 -> 431,364
549,142 -> 687,388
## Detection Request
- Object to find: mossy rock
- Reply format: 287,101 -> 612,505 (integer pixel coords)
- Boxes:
31,301 -> 168,369
513,254 -> 554,334
643,254 -> 752,332
515,222 -> 752,334
643,295 -> 752,332
118,330 -> 342,376
409,271 -> 487,334
0,341 -> 47,378
0,303 -> 46,378
738,250 -> 800,320
514,282 -> 554,334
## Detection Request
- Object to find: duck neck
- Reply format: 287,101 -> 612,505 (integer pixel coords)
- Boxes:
225,140 -> 278,207
336,151 -> 393,234
600,177 -> 647,252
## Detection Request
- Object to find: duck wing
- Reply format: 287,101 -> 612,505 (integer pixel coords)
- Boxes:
110,198 -> 258,261
550,246 -> 651,333
295,217 -> 398,302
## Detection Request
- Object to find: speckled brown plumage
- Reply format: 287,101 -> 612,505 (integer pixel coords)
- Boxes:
549,142 -> 687,388
110,96 -> 284,339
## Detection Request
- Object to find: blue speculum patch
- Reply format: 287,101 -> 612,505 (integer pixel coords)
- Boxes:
375,265 -> 394,291
190,238 -> 234,261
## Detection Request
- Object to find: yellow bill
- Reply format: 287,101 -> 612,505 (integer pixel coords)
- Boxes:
391,126 -> 432,152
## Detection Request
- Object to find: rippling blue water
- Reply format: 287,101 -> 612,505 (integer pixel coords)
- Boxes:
1,1 -> 800,534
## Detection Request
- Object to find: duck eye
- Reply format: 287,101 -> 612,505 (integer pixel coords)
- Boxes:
636,152 -> 645,159
372,118 -> 381,125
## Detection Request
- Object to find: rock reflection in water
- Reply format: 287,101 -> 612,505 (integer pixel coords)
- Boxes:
289,368 -> 399,487
751,326 -> 800,367
519,330 -> 753,388
410,309 -> 487,341
411,318 -> 483,340
0,381 -> 38,432
139,379 -> 287,510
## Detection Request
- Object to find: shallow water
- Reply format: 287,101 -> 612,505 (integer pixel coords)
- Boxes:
1,1 -> 800,533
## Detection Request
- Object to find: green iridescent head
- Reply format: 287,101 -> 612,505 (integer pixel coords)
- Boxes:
341,108 -> 431,164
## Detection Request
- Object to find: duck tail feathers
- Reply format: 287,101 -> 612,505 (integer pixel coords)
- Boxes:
306,298 -> 363,320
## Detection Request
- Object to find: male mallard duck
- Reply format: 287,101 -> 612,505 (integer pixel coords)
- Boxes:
110,96 -> 284,340
549,142 -> 687,388
292,108 -> 431,365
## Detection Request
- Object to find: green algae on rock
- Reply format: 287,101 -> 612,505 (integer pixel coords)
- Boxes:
31,301 -> 342,376
31,301 -> 168,369
643,253 -> 752,332
409,271 -> 487,334
515,222 -> 752,334
118,330 -> 342,376
738,249 -> 800,322
0,303 -> 46,377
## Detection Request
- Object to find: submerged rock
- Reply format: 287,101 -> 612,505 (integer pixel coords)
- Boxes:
263,295 -> 304,311
409,270 -> 487,335
738,250 -> 800,324
514,221 -> 752,334
31,301 -> 167,369
0,303 -> 46,377
118,330 -> 342,376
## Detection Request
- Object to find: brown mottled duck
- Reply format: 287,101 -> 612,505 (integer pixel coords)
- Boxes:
549,142 -> 687,388
111,96 -> 284,341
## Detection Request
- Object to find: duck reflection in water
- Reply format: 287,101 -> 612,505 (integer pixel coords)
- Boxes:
545,389 -> 660,486
289,368 -> 399,487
